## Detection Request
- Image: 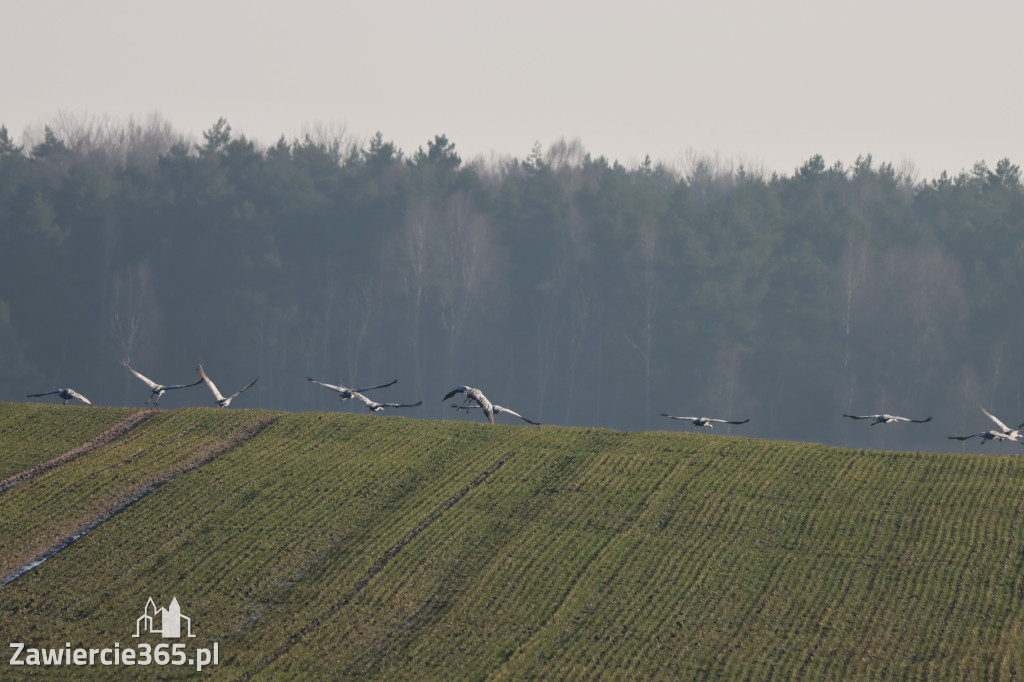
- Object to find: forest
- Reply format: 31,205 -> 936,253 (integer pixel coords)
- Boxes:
1,115 -> 1022,452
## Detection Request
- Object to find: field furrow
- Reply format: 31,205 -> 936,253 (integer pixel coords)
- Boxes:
0,403 -> 141,479
0,409 -> 156,494
0,409 -> 280,584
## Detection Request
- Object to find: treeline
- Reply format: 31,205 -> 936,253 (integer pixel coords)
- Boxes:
2,116 -> 1023,451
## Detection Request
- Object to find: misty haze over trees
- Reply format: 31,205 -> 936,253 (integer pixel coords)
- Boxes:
1,114 -> 1022,453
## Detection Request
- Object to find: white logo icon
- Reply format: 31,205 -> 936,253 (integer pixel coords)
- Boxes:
133,597 -> 195,639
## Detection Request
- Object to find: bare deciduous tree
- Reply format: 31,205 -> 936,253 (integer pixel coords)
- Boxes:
438,193 -> 500,378
395,199 -> 440,399
108,261 -> 159,363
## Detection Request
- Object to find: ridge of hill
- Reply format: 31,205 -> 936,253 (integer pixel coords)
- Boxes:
0,402 -> 1022,679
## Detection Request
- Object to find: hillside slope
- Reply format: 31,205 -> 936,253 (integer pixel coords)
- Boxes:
0,402 -> 1022,679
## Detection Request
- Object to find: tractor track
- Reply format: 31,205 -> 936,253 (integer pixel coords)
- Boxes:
0,410 -> 158,495
0,414 -> 280,587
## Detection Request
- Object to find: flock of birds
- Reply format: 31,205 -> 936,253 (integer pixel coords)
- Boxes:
30,363 -> 259,409
660,408 -> 1024,446
24,364 -> 539,426
23,365 -> 1024,443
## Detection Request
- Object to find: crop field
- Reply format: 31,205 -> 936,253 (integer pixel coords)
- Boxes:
1,402 -> 1023,679
0,404 -> 142,480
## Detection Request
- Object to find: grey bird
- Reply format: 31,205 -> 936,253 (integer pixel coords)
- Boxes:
449,403 -> 540,425
843,413 -> 932,426
306,377 -> 397,401
443,385 -> 539,425
124,361 -> 203,407
27,388 -> 92,405
443,386 -> 495,423
197,364 -> 258,408
661,414 -> 749,429
949,407 -> 1024,445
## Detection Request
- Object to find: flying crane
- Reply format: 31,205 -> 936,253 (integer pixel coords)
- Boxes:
660,414 -> 749,429
843,413 -> 932,426
197,364 -> 258,408
306,377 -> 397,401
26,388 -> 92,405
124,361 -> 203,407
949,407 -> 1024,445
449,403 -> 540,425
443,385 -> 540,425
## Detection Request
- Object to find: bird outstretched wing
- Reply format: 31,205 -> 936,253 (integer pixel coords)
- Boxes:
66,389 -> 92,405
443,386 -> 470,402
308,377 -> 350,394
197,365 -> 226,402
124,362 -> 160,390
453,403 -> 539,424
982,407 -> 1013,433
494,404 -> 540,425
355,379 -> 398,393
226,377 -> 259,401
355,388 -> 422,410
165,378 -> 205,390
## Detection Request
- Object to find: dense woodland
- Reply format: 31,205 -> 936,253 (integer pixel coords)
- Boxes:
1,116 -> 1022,452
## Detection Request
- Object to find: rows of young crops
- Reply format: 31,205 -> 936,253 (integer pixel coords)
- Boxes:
0,407 -> 546,678
0,403 -> 138,479
0,406 -> 279,585
1,403 -> 1023,679
247,430 -> 1024,679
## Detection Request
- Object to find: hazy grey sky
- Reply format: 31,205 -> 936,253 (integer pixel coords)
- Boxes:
3,0 -> 1022,178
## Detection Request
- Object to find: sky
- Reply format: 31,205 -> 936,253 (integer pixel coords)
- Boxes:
2,0 -> 1023,179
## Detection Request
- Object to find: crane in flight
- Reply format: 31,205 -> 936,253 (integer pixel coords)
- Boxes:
124,361 -> 203,407
661,414 -> 749,429
448,403 -> 540,425
197,364 -> 258,408
443,385 -> 540,425
27,388 -> 92,405
843,413 -> 932,426
949,407 -> 1024,445
306,377 -> 397,401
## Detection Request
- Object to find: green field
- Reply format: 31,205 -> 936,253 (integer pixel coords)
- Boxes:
1,401 -> 1022,679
